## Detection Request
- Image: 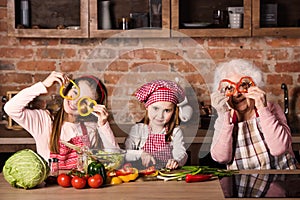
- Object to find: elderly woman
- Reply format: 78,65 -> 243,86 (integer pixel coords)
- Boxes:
210,59 -> 297,170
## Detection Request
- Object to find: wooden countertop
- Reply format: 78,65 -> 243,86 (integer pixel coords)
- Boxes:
1,170 -> 300,200
0,173 -> 225,200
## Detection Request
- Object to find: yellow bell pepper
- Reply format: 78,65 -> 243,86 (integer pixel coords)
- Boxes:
118,168 -> 139,183
59,79 -> 80,100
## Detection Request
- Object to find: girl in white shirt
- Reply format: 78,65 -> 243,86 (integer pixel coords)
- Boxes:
4,71 -> 119,169
125,80 -> 192,169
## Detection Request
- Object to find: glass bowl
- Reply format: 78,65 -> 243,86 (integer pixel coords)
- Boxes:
89,148 -> 126,170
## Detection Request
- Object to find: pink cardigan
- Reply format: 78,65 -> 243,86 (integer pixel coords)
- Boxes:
4,82 -> 119,162
210,102 -> 295,164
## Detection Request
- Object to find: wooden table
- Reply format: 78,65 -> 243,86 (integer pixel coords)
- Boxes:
1,170 -> 300,200
0,173 -> 224,200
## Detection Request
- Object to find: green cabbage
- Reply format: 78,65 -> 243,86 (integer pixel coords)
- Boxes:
2,149 -> 50,189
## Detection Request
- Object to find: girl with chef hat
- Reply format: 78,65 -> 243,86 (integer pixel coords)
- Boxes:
125,79 -> 193,169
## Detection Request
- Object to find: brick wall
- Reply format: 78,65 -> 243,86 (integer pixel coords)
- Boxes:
0,1 -> 299,133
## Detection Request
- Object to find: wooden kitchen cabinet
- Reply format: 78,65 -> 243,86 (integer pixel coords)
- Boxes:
7,0 -> 89,38
89,0 -> 170,38
171,0 -> 252,37
252,0 -> 300,37
6,0 -> 300,38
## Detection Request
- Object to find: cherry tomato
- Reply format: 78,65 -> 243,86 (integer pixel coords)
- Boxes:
88,174 -> 103,188
57,173 -> 72,187
71,176 -> 87,189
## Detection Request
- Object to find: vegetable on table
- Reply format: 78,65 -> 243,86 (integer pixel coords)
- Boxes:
157,166 -> 236,182
118,168 -> 138,183
107,163 -> 139,183
87,161 -> 107,184
139,166 -> 157,176
185,174 -> 213,183
71,176 -> 87,189
57,173 -> 72,187
88,174 -> 103,188
2,149 -> 50,189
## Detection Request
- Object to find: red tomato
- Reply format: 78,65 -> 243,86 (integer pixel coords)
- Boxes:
88,174 -> 103,188
57,173 -> 72,187
71,176 -> 87,189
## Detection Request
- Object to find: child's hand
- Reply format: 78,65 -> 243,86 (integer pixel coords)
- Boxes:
166,159 -> 178,169
141,151 -> 156,167
93,104 -> 109,126
42,71 -> 69,88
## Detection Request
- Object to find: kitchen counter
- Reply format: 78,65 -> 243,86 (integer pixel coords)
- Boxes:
1,170 -> 300,200
0,172 -> 224,200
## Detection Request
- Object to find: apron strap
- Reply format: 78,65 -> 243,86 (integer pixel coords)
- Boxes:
80,122 -> 88,136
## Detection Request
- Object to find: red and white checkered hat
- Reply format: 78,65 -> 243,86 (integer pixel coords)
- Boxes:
135,80 -> 185,107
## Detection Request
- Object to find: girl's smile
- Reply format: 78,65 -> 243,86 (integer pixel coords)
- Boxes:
147,101 -> 175,131
63,81 -> 96,116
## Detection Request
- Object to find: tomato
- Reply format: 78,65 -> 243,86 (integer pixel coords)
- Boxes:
57,173 -> 72,187
71,176 -> 87,189
88,174 -> 103,188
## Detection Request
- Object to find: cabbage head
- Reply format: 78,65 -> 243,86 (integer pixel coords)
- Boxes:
3,149 -> 50,189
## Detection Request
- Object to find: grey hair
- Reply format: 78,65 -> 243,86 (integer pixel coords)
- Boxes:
212,59 -> 264,91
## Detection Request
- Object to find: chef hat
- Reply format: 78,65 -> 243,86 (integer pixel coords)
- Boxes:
135,79 -> 193,122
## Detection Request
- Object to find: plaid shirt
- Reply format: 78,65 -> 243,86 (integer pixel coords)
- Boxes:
228,117 -> 296,170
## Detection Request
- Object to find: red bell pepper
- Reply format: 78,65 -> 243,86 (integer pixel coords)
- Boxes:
139,166 -> 157,176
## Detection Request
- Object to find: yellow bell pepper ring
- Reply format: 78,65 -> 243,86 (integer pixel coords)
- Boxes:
77,97 -> 97,117
118,168 -> 139,183
59,79 -> 80,100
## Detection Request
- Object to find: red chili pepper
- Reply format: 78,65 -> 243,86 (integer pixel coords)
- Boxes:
185,174 -> 212,183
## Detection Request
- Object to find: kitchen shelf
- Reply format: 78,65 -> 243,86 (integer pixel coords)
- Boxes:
171,0 -> 252,37
89,0 -> 171,38
6,0 -> 300,38
7,0 -> 89,38
252,0 -> 300,37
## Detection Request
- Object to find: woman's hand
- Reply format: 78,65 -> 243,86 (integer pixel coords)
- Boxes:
244,86 -> 267,110
165,159 -> 179,170
141,151 -> 156,167
211,91 -> 231,114
42,71 -> 69,88
93,104 -> 109,126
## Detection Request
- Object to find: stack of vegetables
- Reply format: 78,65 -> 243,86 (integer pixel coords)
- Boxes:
157,166 -> 236,182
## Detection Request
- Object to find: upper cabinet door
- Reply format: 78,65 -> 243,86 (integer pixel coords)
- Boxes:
252,0 -> 300,37
171,0 -> 251,37
7,0 -> 89,38
89,0 -> 171,38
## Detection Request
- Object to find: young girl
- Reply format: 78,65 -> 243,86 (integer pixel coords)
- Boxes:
125,79 -> 192,169
4,71 -> 119,169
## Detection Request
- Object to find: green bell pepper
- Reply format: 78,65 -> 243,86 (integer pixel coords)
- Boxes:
87,161 -> 107,184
